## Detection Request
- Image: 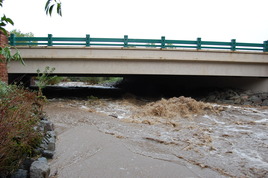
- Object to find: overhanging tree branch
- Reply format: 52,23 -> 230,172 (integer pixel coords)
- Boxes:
45,0 -> 62,16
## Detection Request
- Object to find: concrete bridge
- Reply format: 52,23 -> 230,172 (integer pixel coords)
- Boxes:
8,46 -> 268,92
7,35 -> 268,92
8,46 -> 268,76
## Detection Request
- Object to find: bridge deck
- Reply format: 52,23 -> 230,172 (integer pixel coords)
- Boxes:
9,47 -> 268,77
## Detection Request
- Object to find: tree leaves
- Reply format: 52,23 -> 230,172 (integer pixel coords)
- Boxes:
0,47 -> 24,65
57,2 -> 62,16
1,15 -> 14,26
0,15 -> 14,35
45,0 -> 62,16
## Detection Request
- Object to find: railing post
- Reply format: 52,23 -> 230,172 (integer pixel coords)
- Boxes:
48,34 -> 53,46
10,34 -> 15,46
86,34 -> 90,47
263,40 -> 268,52
231,39 -> 236,51
197,37 -> 201,50
161,36 -> 166,48
124,35 -> 128,47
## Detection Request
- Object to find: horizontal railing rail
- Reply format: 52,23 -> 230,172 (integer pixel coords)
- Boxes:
8,34 -> 268,52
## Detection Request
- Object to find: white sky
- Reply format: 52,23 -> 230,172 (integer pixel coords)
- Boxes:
1,0 -> 268,43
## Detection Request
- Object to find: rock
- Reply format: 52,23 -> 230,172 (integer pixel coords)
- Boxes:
207,95 -> 216,102
47,137 -> 56,151
47,131 -> 56,139
30,157 -> 50,178
259,93 -> 268,100
40,120 -> 54,132
243,101 -> 253,106
261,99 -> 268,106
240,94 -> 249,101
37,157 -> 47,162
34,147 -> 43,155
20,158 -> 34,171
244,90 -> 253,95
40,141 -> 48,150
250,95 -> 262,105
42,150 -> 55,159
222,100 -> 234,104
10,169 -> 27,178
234,98 -> 241,104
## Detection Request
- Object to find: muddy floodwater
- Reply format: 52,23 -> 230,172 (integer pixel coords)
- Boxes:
45,96 -> 268,178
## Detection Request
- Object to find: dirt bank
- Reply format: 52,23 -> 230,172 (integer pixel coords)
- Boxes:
45,97 -> 268,178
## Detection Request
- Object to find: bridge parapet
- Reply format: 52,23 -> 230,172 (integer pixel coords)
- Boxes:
9,34 -> 268,52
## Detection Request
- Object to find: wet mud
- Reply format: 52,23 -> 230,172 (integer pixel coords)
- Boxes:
44,96 -> 268,177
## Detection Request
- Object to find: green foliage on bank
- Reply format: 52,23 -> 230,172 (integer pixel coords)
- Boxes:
0,81 -> 43,175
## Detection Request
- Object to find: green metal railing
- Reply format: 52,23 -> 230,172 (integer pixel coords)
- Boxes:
9,34 -> 268,52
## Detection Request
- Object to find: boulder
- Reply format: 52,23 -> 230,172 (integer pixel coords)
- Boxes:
30,157 -> 50,178
10,169 -> 27,178
42,150 -> 55,159
40,120 -> 54,132
250,95 -> 262,105
47,131 -> 56,139
261,99 -> 268,106
47,137 -> 56,151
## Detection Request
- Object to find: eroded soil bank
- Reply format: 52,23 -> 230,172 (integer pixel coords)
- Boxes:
45,97 -> 268,178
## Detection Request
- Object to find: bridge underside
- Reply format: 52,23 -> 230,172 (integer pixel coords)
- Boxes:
8,47 -> 268,92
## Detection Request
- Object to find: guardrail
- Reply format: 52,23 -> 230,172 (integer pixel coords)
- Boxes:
9,34 -> 268,52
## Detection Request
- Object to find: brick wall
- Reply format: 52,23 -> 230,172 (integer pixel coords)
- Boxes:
0,31 -> 8,83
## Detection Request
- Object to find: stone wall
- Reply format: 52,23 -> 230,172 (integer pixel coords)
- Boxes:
0,31 -> 8,83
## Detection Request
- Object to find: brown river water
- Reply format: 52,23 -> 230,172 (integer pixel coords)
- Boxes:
44,96 -> 268,178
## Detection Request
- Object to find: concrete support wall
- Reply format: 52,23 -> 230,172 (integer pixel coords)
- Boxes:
0,31 -> 8,83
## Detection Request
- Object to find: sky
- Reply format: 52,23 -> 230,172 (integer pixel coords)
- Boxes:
1,0 -> 268,43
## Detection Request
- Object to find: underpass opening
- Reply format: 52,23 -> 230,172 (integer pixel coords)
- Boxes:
8,74 -> 268,100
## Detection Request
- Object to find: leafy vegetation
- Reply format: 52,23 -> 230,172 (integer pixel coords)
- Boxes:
45,0 -> 62,16
46,76 -> 67,85
0,46 -> 24,65
10,29 -> 35,38
0,15 -> 13,36
0,1 -> 60,176
0,2 -> 24,65
10,29 -> 37,45
0,82 -> 43,175
36,66 -> 57,96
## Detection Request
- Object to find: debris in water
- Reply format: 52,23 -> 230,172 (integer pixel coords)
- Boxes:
135,96 -> 221,119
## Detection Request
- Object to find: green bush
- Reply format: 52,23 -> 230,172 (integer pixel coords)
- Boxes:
0,82 -> 43,175
0,81 -> 11,97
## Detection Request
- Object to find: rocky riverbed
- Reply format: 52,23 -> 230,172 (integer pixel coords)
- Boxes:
44,95 -> 268,178
198,89 -> 268,106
